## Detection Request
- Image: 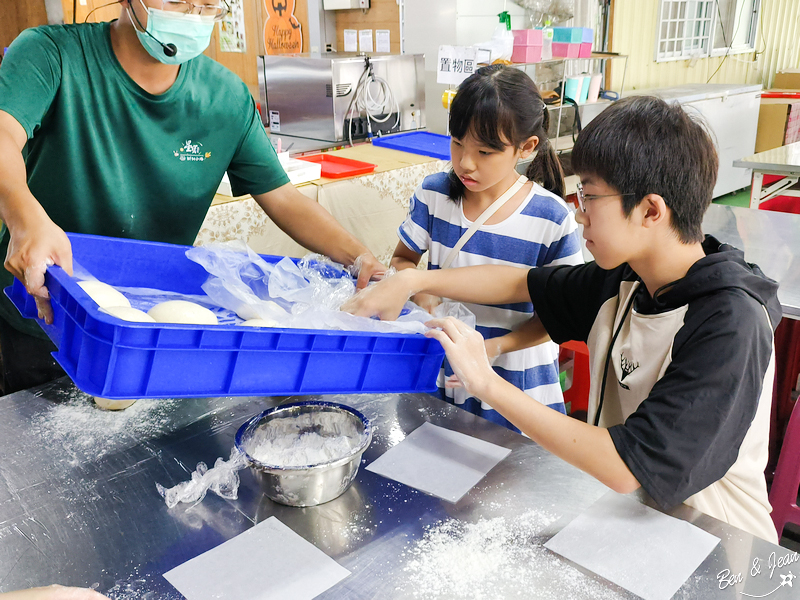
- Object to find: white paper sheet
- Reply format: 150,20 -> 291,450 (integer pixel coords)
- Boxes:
365,422 -> 511,503
344,29 -> 357,52
376,29 -> 391,53
358,29 -> 373,53
163,516 -> 350,600
544,492 -> 720,600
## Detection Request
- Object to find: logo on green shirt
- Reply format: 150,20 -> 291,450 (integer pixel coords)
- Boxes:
174,139 -> 211,162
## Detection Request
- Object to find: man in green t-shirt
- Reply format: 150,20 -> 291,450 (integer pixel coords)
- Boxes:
0,0 -> 386,394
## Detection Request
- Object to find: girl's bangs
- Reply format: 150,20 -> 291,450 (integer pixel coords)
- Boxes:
449,87 -> 516,151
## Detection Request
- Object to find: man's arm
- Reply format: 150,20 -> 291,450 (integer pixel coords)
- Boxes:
342,264 -> 532,321
429,316 -> 640,494
251,183 -> 384,289
0,110 -> 72,324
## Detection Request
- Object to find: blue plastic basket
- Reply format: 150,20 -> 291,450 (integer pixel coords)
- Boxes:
371,132 -> 451,160
5,234 -> 444,399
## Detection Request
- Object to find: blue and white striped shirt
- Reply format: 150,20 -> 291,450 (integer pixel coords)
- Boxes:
398,172 -> 584,430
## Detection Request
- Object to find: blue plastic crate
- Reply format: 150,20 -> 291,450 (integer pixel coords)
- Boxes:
5,234 -> 444,399
371,131 -> 451,160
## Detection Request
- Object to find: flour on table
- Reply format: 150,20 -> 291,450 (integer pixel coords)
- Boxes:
30,387 -> 180,465
400,511 -> 629,600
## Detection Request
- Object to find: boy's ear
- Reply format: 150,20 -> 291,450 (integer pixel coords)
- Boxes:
519,136 -> 539,159
640,194 -> 669,228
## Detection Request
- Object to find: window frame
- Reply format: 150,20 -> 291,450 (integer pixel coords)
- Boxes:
654,0 -> 761,63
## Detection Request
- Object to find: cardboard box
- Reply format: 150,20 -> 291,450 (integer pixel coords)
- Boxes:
755,95 -> 800,153
773,70 -> 800,90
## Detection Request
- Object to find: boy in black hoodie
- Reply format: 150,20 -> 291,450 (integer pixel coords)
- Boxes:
344,96 -> 782,543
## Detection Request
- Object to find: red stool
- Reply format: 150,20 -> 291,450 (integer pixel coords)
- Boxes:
769,394 -> 800,539
560,340 -> 590,417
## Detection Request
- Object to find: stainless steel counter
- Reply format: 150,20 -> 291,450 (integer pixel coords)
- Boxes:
703,203 -> 800,319
732,142 -> 800,208
0,378 -> 795,599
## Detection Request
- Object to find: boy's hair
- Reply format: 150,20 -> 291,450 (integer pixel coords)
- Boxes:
448,65 -> 565,199
571,95 -> 718,244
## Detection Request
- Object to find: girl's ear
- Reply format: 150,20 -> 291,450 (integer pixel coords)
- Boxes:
519,136 -> 539,159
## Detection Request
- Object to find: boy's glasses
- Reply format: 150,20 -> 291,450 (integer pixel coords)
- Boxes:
575,181 -> 634,212
161,0 -> 230,20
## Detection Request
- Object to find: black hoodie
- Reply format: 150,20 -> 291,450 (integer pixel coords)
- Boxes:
527,235 -> 780,543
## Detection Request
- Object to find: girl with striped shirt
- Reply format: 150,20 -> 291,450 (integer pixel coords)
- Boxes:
391,65 -> 583,430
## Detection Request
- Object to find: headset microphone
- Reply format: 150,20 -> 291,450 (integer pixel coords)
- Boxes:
128,0 -> 179,58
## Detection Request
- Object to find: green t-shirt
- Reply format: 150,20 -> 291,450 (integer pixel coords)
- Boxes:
0,22 -> 289,337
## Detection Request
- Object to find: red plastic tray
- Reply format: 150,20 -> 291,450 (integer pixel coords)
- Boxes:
296,154 -> 376,178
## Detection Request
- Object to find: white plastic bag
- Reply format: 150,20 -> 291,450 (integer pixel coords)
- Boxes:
185,241 -> 433,334
474,22 -> 514,63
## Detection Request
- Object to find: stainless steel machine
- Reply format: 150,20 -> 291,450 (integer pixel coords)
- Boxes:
258,53 -> 426,144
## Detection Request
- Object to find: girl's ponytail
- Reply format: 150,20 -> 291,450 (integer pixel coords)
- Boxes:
526,137 -> 565,200
525,103 -> 565,199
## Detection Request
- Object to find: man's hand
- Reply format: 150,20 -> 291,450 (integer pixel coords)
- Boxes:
424,317 -> 499,398
0,585 -> 110,600
4,217 -> 72,324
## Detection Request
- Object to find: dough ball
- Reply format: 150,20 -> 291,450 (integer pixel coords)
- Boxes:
100,306 -> 156,323
239,318 -> 278,328
94,397 -> 137,411
78,280 -> 131,309
147,300 -> 218,325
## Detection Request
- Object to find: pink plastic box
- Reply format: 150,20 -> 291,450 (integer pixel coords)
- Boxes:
579,43 -> 593,58
512,29 -> 543,46
511,45 -> 543,63
552,42 -> 580,58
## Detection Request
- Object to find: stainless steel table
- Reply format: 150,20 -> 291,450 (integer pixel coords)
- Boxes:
732,142 -> 800,208
0,378 -> 795,599
704,203 -> 800,319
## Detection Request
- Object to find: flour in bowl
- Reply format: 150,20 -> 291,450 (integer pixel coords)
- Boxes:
245,412 -> 365,467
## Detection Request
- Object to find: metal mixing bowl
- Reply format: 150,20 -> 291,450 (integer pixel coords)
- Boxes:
235,401 -> 372,507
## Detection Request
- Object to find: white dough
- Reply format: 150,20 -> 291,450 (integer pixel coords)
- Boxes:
94,397 -> 137,411
147,300 -> 218,325
100,306 -> 156,323
239,318 -> 278,328
78,280 -> 131,309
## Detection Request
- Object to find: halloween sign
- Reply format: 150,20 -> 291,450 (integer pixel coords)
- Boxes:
264,0 -> 303,54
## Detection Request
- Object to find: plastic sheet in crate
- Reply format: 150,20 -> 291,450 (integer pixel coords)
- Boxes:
5,233 -> 444,399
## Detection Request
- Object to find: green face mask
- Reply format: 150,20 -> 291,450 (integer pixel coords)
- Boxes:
129,1 -> 215,65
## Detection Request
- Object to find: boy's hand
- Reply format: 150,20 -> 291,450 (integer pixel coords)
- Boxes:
411,292 -> 441,315
424,317 -> 498,398
0,585 -> 110,599
446,338 -> 502,389
4,216 -> 73,325
341,269 -> 417,321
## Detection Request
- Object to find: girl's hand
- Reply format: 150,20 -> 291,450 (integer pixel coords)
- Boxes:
424,317 -> 498,398
351,253 -> 387,290
0,585 -> 110,600
341,270 -> 417,321
484,337 -> 504,363
411,292 -> 441,315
